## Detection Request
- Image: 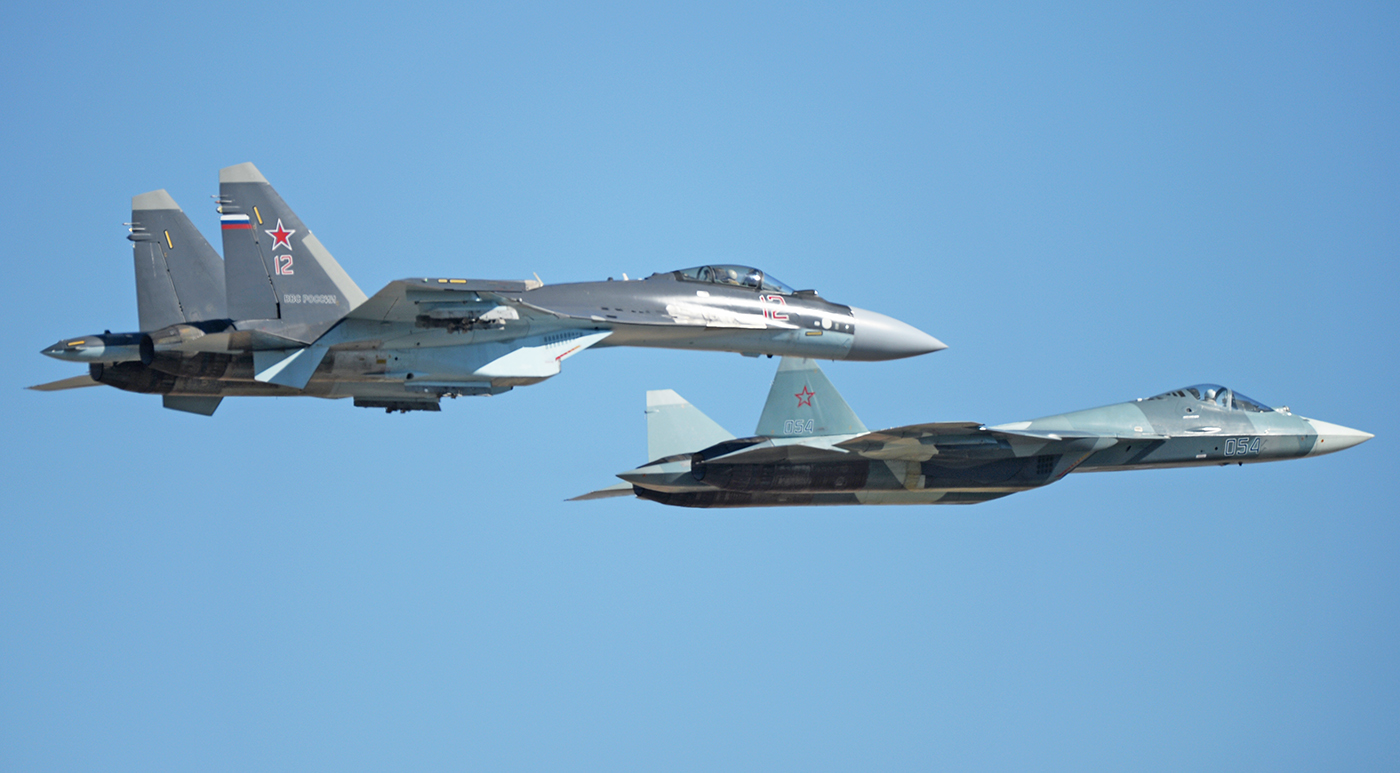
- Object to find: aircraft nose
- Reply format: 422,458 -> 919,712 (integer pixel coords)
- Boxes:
1307,419 -> 1375,456
845,307 -> 947,361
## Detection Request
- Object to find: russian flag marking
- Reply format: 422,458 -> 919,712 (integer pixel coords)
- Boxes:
221,214 -> 252,230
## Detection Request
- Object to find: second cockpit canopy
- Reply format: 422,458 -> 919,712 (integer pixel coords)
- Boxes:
1150,384 -> 1273,413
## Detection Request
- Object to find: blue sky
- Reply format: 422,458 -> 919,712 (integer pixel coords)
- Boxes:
3,2 -> 1397,770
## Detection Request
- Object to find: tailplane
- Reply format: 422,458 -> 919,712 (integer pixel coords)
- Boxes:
129,190 -> 226,331
755,357 -> 867,438
218,162 -> 366,341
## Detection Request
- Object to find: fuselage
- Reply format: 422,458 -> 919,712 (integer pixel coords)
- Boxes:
623,385 -> 1372,508
42,265 -> 945,411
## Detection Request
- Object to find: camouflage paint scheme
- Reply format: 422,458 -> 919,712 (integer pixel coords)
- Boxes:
33,164 -> 944,415
577,358 -> 1373,507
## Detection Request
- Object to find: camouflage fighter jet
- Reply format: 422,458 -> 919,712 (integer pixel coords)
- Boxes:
32,163 -> 945,415
575,357 -> 1373,507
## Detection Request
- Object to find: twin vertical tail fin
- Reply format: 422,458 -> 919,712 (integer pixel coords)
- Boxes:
755,357 -> 867,437
569,389 -> 736,501
129,190 -> 227,331
571,358 -> 864,503
645,389 -> 736,461
217,162 -> 367,342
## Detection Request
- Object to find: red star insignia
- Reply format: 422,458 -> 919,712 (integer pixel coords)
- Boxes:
795,385 -> 815,407
265,219 -> 296,250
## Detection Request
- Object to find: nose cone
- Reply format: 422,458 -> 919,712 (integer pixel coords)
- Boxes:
1307,419 -> 1375,456
845,307 -> 946,361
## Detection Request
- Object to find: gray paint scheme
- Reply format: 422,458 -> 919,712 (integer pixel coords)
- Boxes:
130,190 -> 226,330
577,358 -> 1374,508
755,355 -> 866,437
218,163 -> 366,341
35,164 -> 945,416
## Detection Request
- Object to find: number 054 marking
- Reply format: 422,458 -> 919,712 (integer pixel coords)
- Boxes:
1224,437 -> 1261,456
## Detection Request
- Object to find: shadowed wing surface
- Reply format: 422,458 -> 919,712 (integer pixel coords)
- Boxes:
835,422 -> 1137,461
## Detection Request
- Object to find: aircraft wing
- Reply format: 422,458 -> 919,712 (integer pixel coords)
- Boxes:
990,427 -> 1165,441
499,295 -> 797,330
839,422 -> 985,446
703,441 -> 856,464
347,278 -> 547,323
835,422 -> 1146,461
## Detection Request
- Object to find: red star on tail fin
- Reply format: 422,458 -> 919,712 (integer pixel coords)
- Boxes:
265,219 -> 295,250
795,385 -> 815,407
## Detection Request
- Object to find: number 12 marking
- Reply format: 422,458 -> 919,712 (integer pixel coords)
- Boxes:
761,294 -> 788,320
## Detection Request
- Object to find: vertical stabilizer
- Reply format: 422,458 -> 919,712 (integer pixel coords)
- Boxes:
646,389 -> 735,460
755,357 -> 866,438
130,190 -> 227,331
218,163 -> 366,341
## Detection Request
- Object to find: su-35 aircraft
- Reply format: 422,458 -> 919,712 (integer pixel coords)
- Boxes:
32,163 -> 944,415
575,358 -> 1373,507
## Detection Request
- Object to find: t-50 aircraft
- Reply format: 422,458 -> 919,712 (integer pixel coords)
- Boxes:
576,358 -> 1373,507
32,163 -> 944,415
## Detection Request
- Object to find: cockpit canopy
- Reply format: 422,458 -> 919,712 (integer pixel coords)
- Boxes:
1150,384 -> 1273,413
667,265 -> 795,294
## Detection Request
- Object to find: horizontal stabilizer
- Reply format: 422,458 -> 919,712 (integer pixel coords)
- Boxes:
567,482 -> 636,501
27,374 -> 102,391
163,395 -> 222,415
755,357 -> 866,438
646,389 -> 736,460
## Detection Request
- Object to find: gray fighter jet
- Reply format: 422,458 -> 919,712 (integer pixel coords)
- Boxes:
576,357 -> 1373,507
31,163 -> 944,415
